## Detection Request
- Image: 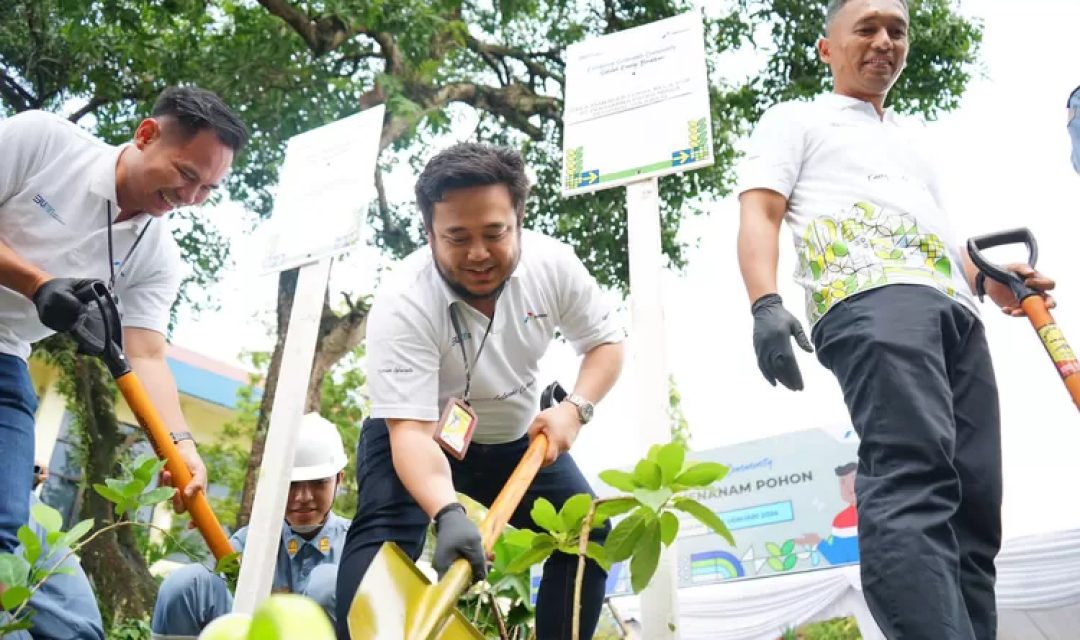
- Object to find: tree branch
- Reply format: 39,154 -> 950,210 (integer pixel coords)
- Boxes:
464,36 -> 565,86
68,96 -> 109,123
430,82 -> 560,140
0,70 -> 35,112
257,0 -> 354,55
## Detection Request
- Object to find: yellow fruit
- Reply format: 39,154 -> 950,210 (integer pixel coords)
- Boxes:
248,594 -> 335,640
198,613 -> 252,640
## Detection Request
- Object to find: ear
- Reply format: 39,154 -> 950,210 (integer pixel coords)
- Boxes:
817,36 -> 832,64
133,118 -> 162,150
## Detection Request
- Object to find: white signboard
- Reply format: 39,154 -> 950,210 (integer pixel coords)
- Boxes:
262,105 -> 385,273
562,12 -> 712,196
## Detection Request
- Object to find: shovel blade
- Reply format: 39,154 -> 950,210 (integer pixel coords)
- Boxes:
348,542 -> 484,640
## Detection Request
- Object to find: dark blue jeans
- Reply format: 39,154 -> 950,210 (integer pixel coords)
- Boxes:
0,353 -> 38,553
335,418 -> 610,640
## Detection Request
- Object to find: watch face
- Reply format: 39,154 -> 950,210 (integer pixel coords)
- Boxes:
579,402 -> 595,423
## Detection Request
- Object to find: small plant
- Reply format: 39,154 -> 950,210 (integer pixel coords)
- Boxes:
0,453 -> 226,636
500,440 -> 735,639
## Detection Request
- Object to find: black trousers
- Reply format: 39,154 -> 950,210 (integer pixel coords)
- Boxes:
335,418 -> 610,640
813,285 -> 1002,640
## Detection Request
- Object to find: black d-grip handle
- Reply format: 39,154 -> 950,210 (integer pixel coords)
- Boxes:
69,281 -> 130,378
540,381 -> 567,411
966,228 -> 1039,303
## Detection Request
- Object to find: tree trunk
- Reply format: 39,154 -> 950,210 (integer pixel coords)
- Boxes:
72,355 -> 158,626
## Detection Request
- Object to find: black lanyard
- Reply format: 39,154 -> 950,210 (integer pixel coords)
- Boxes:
448,303 -> 496,404
106,201 -> 152,291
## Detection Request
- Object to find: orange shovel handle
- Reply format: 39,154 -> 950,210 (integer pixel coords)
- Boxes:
1020,297 -> 1080,412
115,372 -> 235,560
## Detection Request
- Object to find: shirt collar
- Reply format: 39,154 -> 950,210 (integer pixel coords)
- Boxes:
280,518 -> 336,558
91,143 -> 152,229
816,92 -> 899,122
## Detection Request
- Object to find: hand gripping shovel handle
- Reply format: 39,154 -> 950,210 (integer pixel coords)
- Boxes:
411,432 -> 550,640
70,282 -> 235,560
967,229 -> 1080,411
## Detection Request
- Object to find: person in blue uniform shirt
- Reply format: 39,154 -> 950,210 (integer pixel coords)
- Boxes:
151,413 -> 350,639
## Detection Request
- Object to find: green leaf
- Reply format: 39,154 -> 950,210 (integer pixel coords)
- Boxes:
530,498 -> 564,533
501,529 -> 537,550
585,542 -> 611,572
1,586 -> 31,611
598,469 -> 636,492
16,527 -> 40,566
122,479 -> 146,499
0,553 -> 31,589
56,519 -> 95,551
656,443 -> 685,486
629,519 -> 661,593
137,487 -> 176,506
593,498 -> 639,526
633,460 -> 662,490
30,503 -> 62,534
529,533 -> 556,551
783,554 -> 798,571
632,487 -> 673,513
92,483 -> 124,506
766,542 -> 782,557
133,454 -> 163,483
646,444 -> 664,463
215,551 -> 241,575
672,498 -> 734,546
605,513 -> 647,562
781,539 -> 795,556
505,544 -> 555,574
659,512 -> 680,547
673,462 -> 729,487
557,494 -> 593,532
768,557 -> 785,572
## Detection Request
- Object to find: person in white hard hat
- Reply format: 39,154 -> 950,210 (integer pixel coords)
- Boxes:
150,413 -> 350,639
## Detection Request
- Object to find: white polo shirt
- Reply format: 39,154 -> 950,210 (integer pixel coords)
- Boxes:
737,93 -> 976,326
0,110 -> 184,360
366,229 -> 626,444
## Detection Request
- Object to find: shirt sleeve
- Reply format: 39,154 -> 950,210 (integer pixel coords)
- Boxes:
117,227 -> 183,334
0,111 -> 52,207
366,293 -> 442,422
736,103 -> 807,200
553,245 -> 626,355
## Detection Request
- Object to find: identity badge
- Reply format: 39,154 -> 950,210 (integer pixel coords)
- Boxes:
435,396 -> 478,460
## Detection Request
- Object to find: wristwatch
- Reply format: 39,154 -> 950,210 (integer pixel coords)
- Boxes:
564,394 -> 595,425
170,431 -> 196,445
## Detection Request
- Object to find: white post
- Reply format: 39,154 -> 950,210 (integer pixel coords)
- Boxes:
232,258 -> 332,613
625,177 -> 680,639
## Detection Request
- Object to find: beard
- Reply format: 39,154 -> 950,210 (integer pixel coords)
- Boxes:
432,241 -> 521,303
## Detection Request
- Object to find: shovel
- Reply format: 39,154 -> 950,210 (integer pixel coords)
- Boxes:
968,228 -> 1080,411
69,280 -> 235,560
348,431 -> 551,640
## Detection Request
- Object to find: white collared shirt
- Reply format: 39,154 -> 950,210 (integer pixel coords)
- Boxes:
366,229 -> 626,444
0,110 -> 183,359
737,93 -> 976,326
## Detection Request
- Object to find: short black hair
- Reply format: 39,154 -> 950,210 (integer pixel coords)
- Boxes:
835,462 -> 858,477
414,142 -> 531,230
825,0 -> 909,32
151,86 -> 248,152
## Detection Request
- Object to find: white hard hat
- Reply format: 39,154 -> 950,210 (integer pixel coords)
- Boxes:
291,413 -> 348,482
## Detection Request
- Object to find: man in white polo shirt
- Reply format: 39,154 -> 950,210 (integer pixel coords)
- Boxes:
736,1 -> 1054,638
0,86 -> 246,566
334,143 -> 625,639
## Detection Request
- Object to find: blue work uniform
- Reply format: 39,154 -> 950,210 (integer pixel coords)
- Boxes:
150,513 -> 349,639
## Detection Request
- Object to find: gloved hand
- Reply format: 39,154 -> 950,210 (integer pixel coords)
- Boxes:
432,503 -> 487,582
31,278 -> 97,332
751,293 -> 813,391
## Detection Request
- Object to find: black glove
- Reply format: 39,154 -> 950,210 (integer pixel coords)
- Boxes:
432,503 -> 487,582
751,293 -> 813,391
32,278 -> 97,332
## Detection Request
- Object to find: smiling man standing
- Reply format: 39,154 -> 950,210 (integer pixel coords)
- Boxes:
334,143 -> 625,639
735,1 -> 1055,638
0,86 -> 246,567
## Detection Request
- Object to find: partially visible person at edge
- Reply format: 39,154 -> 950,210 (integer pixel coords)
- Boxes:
735,1 -> 1055,638
0,86 -> 247,594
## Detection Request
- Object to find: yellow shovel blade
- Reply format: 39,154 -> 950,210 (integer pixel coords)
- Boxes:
348,542 -> 485,640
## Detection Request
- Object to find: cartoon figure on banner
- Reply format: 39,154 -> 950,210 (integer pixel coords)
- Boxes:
795,462 -> 859,565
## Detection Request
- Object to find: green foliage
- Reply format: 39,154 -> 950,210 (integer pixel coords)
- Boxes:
92,454 -> 176,518
105,616 -> 152,640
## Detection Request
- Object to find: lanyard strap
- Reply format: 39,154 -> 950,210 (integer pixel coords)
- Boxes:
448,303 -> 496,403
106,202 -> 152,291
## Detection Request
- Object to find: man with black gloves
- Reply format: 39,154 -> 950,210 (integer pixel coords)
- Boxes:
736,1 -> 1054,639
334,142 -> 625,639
0,86 -> 246,567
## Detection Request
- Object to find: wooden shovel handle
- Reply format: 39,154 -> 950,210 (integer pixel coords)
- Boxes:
478,432 -> 549,552
115,372 -> 235,560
